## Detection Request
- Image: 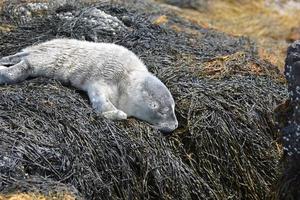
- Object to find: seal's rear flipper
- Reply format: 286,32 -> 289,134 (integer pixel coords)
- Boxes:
0,52 -> 29,66
0,60 -> 32,84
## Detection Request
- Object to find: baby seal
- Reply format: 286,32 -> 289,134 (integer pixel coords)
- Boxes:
0,39 -> 178,133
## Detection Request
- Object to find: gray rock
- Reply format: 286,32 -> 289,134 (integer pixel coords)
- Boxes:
10,3 -> 48,24
58,7 -> 127,41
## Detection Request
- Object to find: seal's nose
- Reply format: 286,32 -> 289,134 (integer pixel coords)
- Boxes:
159,121 -> 178,134
160,127 -> 174,135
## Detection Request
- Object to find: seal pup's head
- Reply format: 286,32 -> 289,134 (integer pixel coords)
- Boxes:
121,72 -> 178,133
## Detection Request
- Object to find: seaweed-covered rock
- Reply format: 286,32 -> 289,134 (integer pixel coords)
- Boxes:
57,7 -> 128,41
1,2 -> 48,24
0,0 -> 287,199
0,78 -> 214,199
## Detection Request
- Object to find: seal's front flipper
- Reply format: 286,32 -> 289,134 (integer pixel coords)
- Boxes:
0,60 -> 32,84
87,83 -> 128,120
102,110 -> 127,120
0,52 -> 29,66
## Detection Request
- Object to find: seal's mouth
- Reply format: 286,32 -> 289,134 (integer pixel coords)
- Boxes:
152,121 -> 178,134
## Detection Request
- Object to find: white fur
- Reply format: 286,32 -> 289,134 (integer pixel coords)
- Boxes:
0,39 -> 178,132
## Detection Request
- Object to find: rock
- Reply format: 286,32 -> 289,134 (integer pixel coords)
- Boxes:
274,40 -> 300,200
0,1 -> 288,199
8,3 -> 48,24
57,7 -> 127,41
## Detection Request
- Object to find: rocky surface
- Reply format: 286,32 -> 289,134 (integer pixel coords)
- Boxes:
274,40 -> 300,200
0,0 -> 290,199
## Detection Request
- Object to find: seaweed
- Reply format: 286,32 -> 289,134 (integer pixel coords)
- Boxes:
0,1 -> 287,199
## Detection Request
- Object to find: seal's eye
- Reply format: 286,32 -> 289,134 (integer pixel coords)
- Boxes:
149,101 -> 159,109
